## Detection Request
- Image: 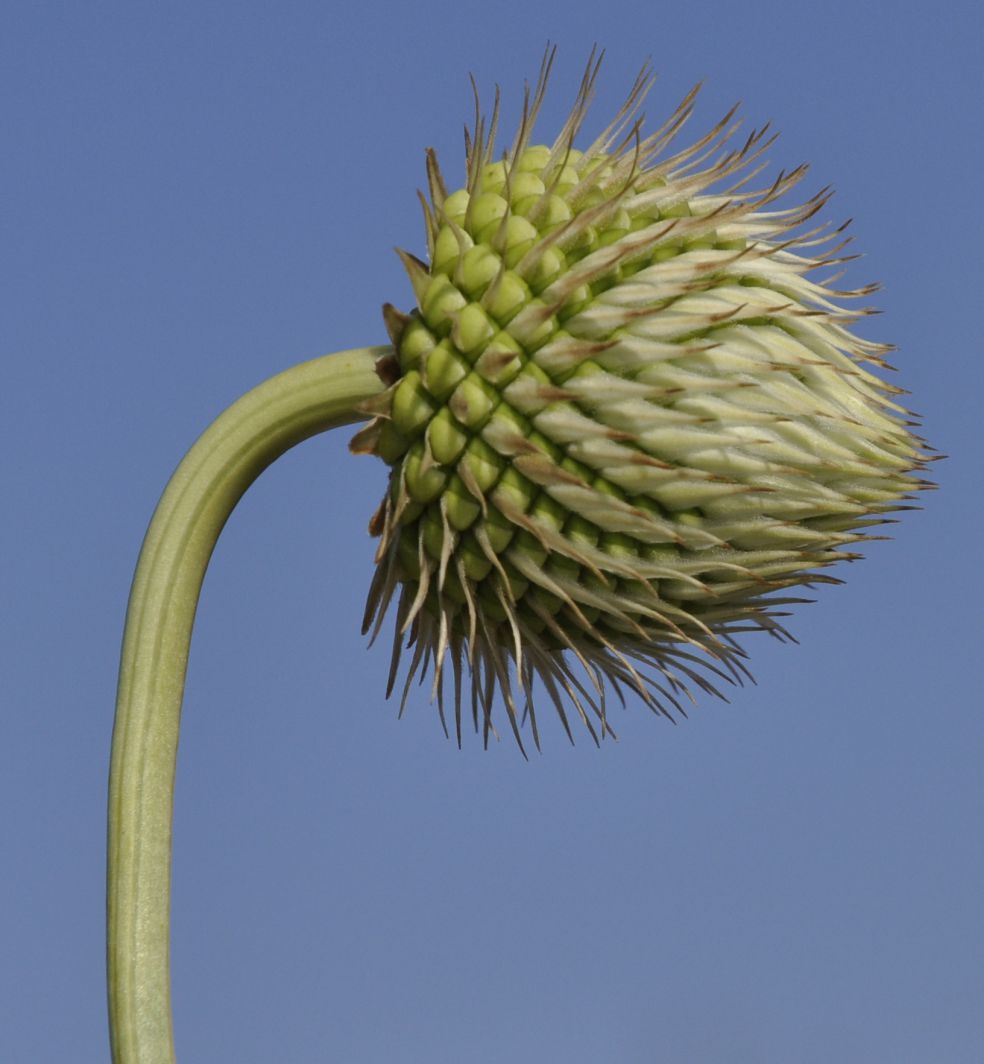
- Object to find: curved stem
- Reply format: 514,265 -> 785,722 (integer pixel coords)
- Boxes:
107,346 -> 389,1064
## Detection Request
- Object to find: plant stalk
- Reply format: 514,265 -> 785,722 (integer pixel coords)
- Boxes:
107,346 -> 388,1064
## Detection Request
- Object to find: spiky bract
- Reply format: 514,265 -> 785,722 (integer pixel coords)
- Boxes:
351,50 -> 931,752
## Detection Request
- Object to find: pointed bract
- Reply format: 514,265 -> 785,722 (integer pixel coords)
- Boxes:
352,53 -> 934,749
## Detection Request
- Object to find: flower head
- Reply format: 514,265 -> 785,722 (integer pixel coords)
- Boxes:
351,49 -> 932,752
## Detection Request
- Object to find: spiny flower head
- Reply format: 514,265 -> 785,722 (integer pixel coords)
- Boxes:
351,49 -> 932,753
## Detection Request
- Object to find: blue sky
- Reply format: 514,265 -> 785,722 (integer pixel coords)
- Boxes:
3,2 -> 982,1061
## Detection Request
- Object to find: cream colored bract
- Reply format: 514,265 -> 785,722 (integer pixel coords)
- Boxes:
353,49 -> 931,751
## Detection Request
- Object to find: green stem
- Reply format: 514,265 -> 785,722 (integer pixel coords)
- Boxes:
107,346 -> 389,1064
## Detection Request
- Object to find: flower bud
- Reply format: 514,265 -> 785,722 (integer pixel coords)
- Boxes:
351,51 -> 933,751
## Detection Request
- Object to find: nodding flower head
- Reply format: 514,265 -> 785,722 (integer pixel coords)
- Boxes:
350,49 -> 933,752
